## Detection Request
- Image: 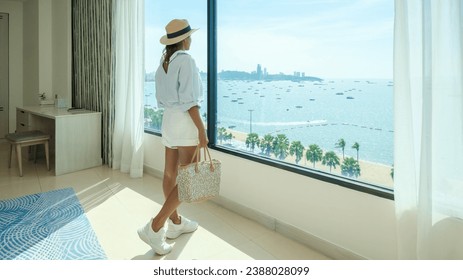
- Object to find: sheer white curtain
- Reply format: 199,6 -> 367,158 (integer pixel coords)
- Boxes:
394,0 -> 463,259
111,0 -> 145,178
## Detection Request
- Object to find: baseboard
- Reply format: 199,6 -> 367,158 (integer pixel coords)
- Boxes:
144,164 -> 366,260
212,196 -> 277,231
212,196 -> 366,260
274,219 -> 367,260
143,164 -> 164,179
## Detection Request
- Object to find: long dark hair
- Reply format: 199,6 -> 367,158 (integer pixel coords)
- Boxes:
162,41 -> 183,72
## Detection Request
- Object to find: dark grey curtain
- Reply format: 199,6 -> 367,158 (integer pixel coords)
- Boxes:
72,0 -> 113,165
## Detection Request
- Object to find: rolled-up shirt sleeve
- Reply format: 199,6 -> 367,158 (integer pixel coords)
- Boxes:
177,56 -> 203,112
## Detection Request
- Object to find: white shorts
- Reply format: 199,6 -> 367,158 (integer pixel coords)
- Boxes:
161,108 -> 199,149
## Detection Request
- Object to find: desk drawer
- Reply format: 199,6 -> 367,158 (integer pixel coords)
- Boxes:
16,122 -> 31,132
16,109 -> 30,131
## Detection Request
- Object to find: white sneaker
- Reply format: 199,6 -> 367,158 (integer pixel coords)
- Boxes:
137,219 -> 174,255
166,216 -> 199,239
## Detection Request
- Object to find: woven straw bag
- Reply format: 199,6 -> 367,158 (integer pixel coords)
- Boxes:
177,146 -> 221,203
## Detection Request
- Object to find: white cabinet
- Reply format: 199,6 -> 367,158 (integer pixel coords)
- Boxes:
16,106 -> 102,175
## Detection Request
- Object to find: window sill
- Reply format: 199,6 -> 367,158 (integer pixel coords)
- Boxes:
211,144 -> 394,200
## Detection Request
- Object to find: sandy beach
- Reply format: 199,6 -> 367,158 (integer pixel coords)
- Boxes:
223,129 -> 394,189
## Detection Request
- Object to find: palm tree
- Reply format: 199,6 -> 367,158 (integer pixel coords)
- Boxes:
306,144 -> 323,168
144,108 -> 163,130
245,133 -> 259,152
352,142 -> 360,162
153,109 -> 164,130
259,134 -> 274,157
202,112 -> 207,123
341,157 -> 361,178
224,132 -> 233,145
272,134 -> 290,160
335,138 -> 346,159
217,127 -> 227,144
322,151 -> 340,173
289,141 -> 305,164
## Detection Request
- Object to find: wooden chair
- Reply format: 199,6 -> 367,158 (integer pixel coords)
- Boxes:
5,130 -> 50,176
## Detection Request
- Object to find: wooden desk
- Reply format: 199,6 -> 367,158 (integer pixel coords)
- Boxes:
16,106 -> 102,175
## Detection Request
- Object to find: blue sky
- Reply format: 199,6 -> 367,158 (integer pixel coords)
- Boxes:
145,0 -> 393,79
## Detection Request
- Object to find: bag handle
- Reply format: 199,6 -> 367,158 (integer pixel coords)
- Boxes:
190,145 -> 215,172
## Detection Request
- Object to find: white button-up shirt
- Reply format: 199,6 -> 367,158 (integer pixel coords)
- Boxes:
155,50 -> 203,112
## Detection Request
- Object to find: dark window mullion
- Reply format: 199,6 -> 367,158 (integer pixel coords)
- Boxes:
207,0 -> 217,146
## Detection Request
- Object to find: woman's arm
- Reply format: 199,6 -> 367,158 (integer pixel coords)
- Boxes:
188,106 -> 209,147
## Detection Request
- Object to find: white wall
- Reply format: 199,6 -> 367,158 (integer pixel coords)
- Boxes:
0,0 -> 23,132
23,0 -> 39,106
144,133 -> 398,259
38,0 -> 52,99
0,0 -> 71,130
51,0 -> 71,107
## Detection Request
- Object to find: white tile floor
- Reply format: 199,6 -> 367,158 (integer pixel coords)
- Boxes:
0,141 -> 330,260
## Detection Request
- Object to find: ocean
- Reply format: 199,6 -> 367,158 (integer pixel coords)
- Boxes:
144,78 -> 394,166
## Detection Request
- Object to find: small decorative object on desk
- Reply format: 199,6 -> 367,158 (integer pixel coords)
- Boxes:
177,146 -> 221,203
55,97 -> 67,108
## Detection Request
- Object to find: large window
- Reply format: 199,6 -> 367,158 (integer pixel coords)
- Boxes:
144,1 -> 208,132
145,0 -> 394,196
215,0 -> 394,191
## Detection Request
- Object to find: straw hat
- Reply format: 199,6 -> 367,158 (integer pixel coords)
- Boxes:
160,19 -> 198,45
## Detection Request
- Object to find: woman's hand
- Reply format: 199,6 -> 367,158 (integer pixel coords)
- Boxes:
198,129 -> 209,148
188,106 -> 209,148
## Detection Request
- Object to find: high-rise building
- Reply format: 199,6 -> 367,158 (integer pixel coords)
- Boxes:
257,64 -> 262,80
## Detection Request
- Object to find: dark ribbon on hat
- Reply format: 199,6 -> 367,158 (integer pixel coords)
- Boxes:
167,25 -> 191,39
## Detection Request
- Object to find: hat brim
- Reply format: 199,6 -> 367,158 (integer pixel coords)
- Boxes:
160,28 -> 198,45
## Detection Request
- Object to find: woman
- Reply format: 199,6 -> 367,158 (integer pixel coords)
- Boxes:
138,19 -> 208,255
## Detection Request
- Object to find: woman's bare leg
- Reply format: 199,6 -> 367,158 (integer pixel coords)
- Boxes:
152,146 -> 197,232
163,147 -> 180,223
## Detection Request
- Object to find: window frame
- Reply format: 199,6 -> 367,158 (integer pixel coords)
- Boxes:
145,0 -> 394,200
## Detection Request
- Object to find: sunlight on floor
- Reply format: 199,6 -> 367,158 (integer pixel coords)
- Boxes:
0,141 -> 330,260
